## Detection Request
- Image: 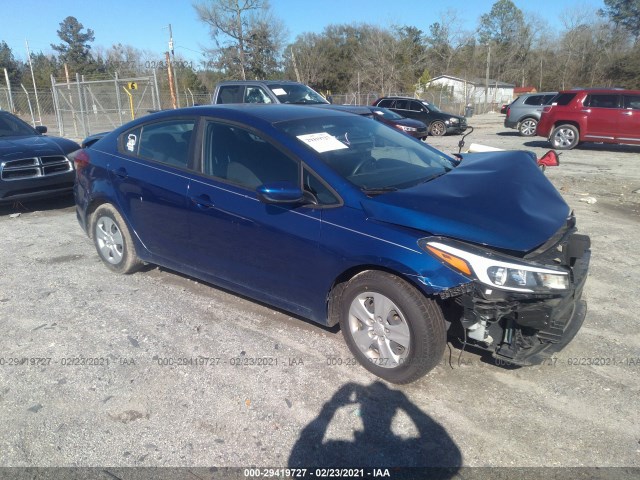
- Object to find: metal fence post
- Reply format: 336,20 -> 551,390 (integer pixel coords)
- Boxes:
50,75 -> 64,137
115,72 -> 123,125
76,73 -> 88,138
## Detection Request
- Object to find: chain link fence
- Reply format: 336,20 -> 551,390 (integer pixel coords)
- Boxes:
2,78 -> 506,142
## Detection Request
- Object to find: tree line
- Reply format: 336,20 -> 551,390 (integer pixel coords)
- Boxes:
1,0 -> 639,99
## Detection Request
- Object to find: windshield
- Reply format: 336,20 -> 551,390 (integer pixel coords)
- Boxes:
371,107 -> 404,120
267,84 -> 329,105
0,113 -> 38,137
276,115 -> 456,193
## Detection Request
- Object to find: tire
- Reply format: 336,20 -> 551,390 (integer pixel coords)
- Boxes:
429,121 -> 446,137
338,271 -> 446,384
550,124 -> 579,150
91,204 -> 142,274
518,118 -> 537,136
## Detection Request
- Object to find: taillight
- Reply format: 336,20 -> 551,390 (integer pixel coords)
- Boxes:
506,106 -> 510,117
542,106 -> 552,113
74,149 -> 90,172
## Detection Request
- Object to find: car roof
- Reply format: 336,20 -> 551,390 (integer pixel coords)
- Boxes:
561,88 -> 640,94
130,104 -> 360,125
216,80 -> 306,86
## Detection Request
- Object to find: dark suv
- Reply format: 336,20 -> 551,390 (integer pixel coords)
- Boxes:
537,89 -> 640,150
504,92 -> 557,136
372,97 -> 467,136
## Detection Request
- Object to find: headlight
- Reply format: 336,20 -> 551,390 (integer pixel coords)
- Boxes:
398,125 -> 417,132
449,117 -> 459,124
420,238 -> 569,293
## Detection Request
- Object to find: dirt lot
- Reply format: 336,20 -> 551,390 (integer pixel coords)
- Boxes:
0,113 -> 639,477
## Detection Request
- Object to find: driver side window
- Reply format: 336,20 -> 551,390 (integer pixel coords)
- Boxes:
203,122 -> 299,190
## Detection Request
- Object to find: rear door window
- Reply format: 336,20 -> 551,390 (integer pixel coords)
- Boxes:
216,85 -> 244,104
551,93 -> 577,106
524,95 -> 544,105
585,94 -> 621,109
125,120 -> 195,168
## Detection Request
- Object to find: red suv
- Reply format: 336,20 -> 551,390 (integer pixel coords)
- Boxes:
536,89 -> 640,150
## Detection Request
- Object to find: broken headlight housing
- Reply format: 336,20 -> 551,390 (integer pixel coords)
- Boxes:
420,238 -> 569,293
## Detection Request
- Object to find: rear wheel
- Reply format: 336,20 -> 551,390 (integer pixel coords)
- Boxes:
550,124 -> 579,150
338,271 -> 446,384
91,204 -> 142,274
518,118 -> 537,136
429,121 -> 446,137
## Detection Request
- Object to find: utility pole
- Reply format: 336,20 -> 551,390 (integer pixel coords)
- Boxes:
164,24 -> 180,108
166,51 -> 177,109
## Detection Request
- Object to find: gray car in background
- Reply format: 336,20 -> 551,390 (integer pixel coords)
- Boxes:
504,92 -> 557,136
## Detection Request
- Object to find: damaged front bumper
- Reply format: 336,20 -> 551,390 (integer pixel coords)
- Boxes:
449,232 -> 591,366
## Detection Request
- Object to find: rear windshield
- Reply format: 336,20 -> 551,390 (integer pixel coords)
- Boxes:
551,93 -> 577,106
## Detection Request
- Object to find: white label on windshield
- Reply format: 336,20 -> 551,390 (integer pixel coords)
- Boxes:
272,88 -> 287,96
297,133 -> 348,153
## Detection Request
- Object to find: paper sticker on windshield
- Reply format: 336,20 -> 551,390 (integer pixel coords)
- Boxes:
126,134 -> 137,152
272,88 -> 287,96
297,133 -> 348,153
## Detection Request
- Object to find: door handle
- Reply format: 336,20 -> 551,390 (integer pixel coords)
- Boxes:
114,167 -> 128,179
190,194 -> 215,209
622,111 -> 633,116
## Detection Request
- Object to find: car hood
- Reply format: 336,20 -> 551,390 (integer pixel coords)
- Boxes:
360,151 -> 570,253
0,135 -> 79,160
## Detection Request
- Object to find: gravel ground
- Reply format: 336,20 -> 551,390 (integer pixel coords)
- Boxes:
0,113 -> 638,477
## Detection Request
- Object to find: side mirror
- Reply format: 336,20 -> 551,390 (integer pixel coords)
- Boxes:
35,125 -> 48,134
256,182 -> 305,205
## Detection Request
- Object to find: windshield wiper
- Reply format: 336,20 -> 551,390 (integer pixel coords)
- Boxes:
418,171 -> 449,185
361,186 -> 398,196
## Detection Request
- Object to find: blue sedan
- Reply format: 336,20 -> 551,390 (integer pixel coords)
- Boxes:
74,105 -> 590,383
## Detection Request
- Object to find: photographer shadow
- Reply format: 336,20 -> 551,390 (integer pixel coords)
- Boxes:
288,381 -> 461,476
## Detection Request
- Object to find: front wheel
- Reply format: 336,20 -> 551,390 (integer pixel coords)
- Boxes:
429,121 -> 446,137
91,204 -> 142,274
338,271 -> 446,384
518,118 -> 537,136
550,124 -> 579,150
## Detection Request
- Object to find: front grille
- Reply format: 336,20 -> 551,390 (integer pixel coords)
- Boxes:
1,155 -> 72,181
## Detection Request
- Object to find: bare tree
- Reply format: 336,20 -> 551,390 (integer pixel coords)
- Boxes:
194,0 -> 269,80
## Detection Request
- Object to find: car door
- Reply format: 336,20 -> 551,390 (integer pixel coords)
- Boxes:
582,93 -> 621,140
110,118 -> 196,263
618,94 -> 640,143
187,120 -> 327,315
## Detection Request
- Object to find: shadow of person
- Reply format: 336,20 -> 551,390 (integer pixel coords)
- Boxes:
288,381 -> 461,475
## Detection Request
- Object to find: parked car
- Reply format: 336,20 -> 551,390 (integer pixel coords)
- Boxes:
213,80 -> 378,119
75,104 -> 590,384
372,96 -> 467,136
213,80 -> 329,105
0,111 -> 79,204
537,88 -> 640,150
503,92 -> 557,136
368,106 -> 428,140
